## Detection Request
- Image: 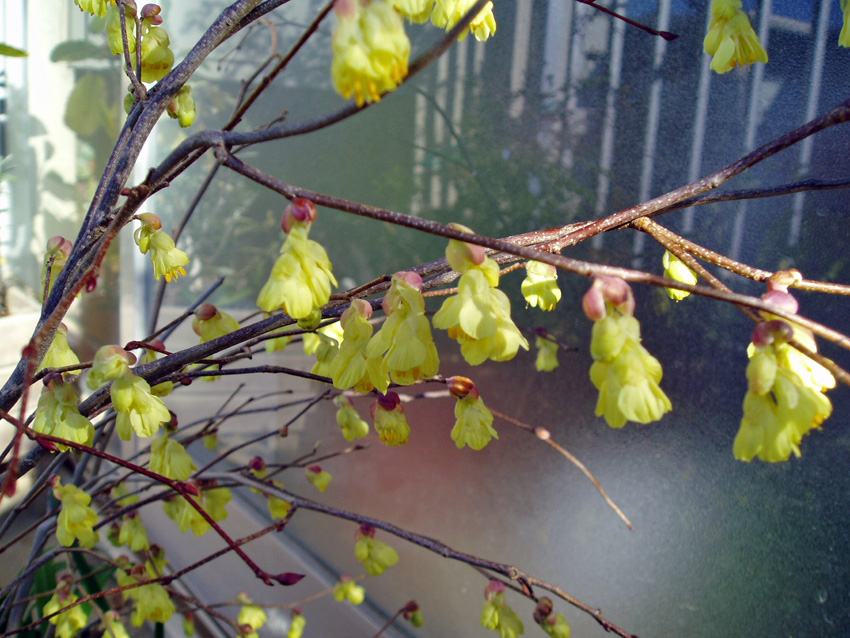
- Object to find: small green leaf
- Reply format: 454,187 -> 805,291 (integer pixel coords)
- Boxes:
0,43 -> 27,57
64,73 -> 109,137
50,40 -> 108,62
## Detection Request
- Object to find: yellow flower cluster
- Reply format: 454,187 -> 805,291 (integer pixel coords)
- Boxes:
521,260 -> 561,311
332,0 -> 410,107
366,272 -> 440,392
433,225 -> 528,365
32,380 -> 94,452
134,213 -> 189,282
355,526 -> 399,575
53,479 -> 99,548
703,0 -> 767,74
734,321 -> 834,462
334,578 -> 366,605
481,581 -> 524,637
257,199 -> 336,319
447,376 -> 498,451
163,484 -> 231,536
841,0 -> 850,47
584,277 -> 671,429
43,588 -> 88,638
662,250 -> 697,301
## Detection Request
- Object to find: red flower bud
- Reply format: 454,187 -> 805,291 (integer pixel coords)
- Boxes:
273,572 -> 306,586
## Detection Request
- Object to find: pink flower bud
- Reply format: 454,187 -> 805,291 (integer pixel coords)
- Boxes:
181,481 -> 200,496
334,0 -> 358,19
358,524 -> 376,538
751,320 -> 793,348
282,198 -> 317,232
141,4 -> 161,19
534,427 -> 551,440
596,276 -> 635,315
249,456 -> 266,472
767,269 -> 803,292
582,284 -> 607,321
374,391 -> 402,413
484,580 -> 505,600
37,438 -> 60,453
137,212 -> 162,231
194,303 -> 218,322
307,464 -> 322,473
761,289 -> 798,316
395,271 -> 423,290
84,274 -> 98,293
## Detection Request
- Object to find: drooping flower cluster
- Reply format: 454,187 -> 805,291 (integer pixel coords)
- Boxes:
447,376 -> 498,451
86,344 -> 173,441
480,580 -> 524,638
841,0 -> 850,47
43,582 -> 89,638
330,299 -> 375,392
118,512 -> 151,552
334,576 -> 366,605
365,272 -> 439,392
104,3 -> 175,81
332,0 -> 411,107
733,279 -> 835,462
257,199 -> 337,320
118,563 -> 176,627
371,391 -> 410,446
355,525 -> 399,575
430,0 -> 497,41
52,477 -> 99,548
288,611 -> 307,638
583,276 -> 672,429
534,331 -> 560,373
521,260 -> 561,311
533,597 -> 571,638
335,394 -> 371,440
74,0 -> 114,19
32,378 -> 94,452
306,465 -> 333,492
433,225 -> 528,365
39,323 -> 80,374
238,593 -> 267,638
163,482 -> 232,536
134,213 -> 189,282
150,433 -> 197,481
662,250 -> 697,301
703,0 -> 768,74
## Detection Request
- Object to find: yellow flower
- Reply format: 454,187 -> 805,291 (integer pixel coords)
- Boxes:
704,0 -> 767,74
150,435 -> 197,481
268,480 -> 292,520
141,344 -> 174,396
111,374 -> 171,440
481,581 -> 524,637
734,336 -> 832,462
288,612 -> 306,638
366,272 -> 439,393
451,391 -> 498,451
521,261 -> 561,311
163,485 -> 230,536
433,269 -> 528,365
355,528 -> 399,576
130,581 -> 175,626
391,0 -> 435,23
87,345 -> 133,391
371,392 -> 410,446
841,0 -> 850,47
101,611 -> 131,638
74,0 -> 114,18
118,513 -> 150,552
257,205 -> 337,319
334,578 -> 366,605
534,335 -> 559,372
330,300 -> 374,392
106,4 -> 137,55
332,0 -> 411,106
335,394 -> 371,441
306,465 -> 333,492
238,602 -> 267,631
134,213 -> 189,282
662,250 -> 697,301
32,381 -> 94,452
53,479 -> 99,548
40,324 -> 80,373
431,0 -> 496,41
166,84 -> 196,128
522,261 -> 561,311
585,279 -> 671,429
43,589 -> 88,638
140,25 -> 174,82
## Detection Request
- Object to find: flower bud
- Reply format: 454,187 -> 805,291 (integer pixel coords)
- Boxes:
761,289 -> 799,317
446,376 -> 478,400
767,268 -> 803,292
137,212 -> 163,231
281,198 -> 317,232
373,391 -> 402,414
193,303 -> 217,322
141,4 -> 161,20
446,223 -> 486,271
273,572 -> 306,586
581,283 -> 607,321
296,309 -> 324,331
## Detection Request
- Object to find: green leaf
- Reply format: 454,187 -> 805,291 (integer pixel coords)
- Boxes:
0,43 -> 27,57
64,73 -> 109,137
50,40 -> 109,62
